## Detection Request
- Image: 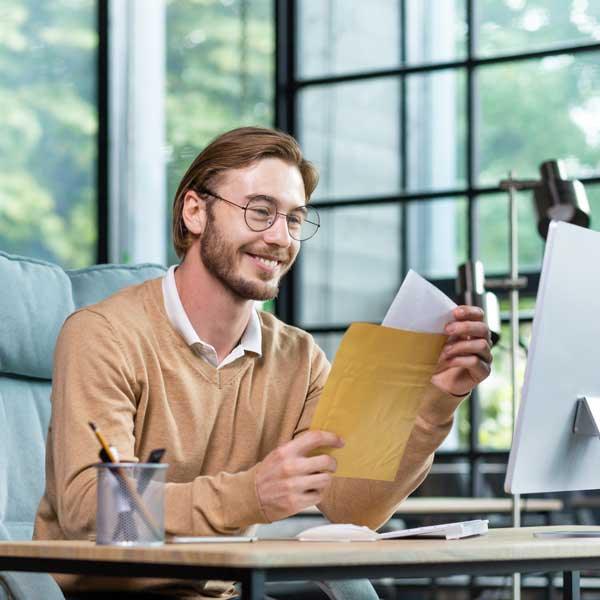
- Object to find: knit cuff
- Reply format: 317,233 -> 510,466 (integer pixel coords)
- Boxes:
220,464 -> 270,529
164,465 -> 270,536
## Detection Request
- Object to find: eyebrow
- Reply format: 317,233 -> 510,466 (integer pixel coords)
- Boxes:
246,193 -> 277,202
246,194 -> 308,213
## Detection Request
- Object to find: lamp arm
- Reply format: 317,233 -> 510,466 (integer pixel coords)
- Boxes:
485,276 -> 528,291
499,178 -> 540,191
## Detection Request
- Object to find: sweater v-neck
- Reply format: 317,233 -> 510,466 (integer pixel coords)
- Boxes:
142,277 -> 257,388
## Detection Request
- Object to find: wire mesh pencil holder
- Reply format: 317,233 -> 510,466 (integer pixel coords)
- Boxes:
95,463 -> 168,546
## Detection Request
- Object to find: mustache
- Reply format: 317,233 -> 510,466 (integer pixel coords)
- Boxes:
243,245 -> 291,262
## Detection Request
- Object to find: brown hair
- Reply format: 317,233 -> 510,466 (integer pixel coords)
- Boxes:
172,126 -> 319,258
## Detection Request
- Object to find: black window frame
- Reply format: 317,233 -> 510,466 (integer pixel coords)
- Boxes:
274,0 -> 600,496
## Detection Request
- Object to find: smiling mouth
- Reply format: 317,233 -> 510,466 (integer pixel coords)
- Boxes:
247,252 -> 283,270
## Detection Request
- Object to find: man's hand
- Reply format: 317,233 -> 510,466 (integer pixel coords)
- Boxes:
255,430 -> 344,522
430,305 -> 493,397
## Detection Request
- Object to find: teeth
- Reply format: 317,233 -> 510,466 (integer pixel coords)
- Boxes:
255,255 -> 278,268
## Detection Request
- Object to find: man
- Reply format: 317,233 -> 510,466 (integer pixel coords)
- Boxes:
34,127 -> 492,597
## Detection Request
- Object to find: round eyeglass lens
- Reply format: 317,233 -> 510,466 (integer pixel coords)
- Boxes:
297,205 -> 320,241
244,198 -> 320,241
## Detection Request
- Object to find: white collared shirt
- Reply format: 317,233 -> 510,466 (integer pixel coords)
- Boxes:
162,265 -> 262,369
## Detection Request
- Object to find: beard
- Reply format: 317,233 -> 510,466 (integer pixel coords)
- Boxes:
199,212 -> 294,301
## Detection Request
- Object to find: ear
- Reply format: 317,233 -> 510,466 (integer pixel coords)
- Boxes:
181,190 -> 208,235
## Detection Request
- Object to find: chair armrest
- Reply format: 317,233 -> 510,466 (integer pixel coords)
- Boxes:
0,571 -> 65,600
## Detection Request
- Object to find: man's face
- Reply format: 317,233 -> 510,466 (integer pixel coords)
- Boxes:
199,158 -> 305,301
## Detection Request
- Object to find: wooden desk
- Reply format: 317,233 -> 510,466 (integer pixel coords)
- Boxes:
0,526 -> 597,599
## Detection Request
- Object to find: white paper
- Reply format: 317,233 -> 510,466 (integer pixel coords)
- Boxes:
297,520 -> 488,542
382,269 -> 457,333
169,536 -> 257,543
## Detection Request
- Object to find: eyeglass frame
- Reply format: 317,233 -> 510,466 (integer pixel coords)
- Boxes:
195,186 -> 320,242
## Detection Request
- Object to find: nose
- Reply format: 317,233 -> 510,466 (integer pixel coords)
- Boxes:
263,213 -> 292,247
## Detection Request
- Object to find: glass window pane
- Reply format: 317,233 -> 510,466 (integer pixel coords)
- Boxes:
477,0 -> 600,58
312,332 -> 344,362
166,0 -> 274,264
477,319 -> 532,450
406,197 -> 468,279
299,204 -> 402,327
438,400 -> 470,452
407,69 -> 466,191
586,184 -> 600,231
297,0 -> 400,79
414,458 -> 471,496
406,0 -> 467,64
477,53 -> 600,187
477,459 -> 509,501
299,78 -> 401,201
477,193 -> 544,275
0,0 -> 97,267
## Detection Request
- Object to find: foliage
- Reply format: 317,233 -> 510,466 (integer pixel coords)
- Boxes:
473,0 -> 600,448
0,0 -> 273,268
165,0 -> 274,264
0,0 -> 96,267
1,0 -> 599,446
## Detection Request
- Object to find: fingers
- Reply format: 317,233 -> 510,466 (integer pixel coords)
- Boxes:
438,355 -> 491,380
453,305 -> 485,321
300,454 -> 337,475
442,338 -> 492,364
300,472 -> 333,492
277,472 -> 333,495
271,454 -> 336,481
257,431 -> 341,522
445,319 -> 490,342
266,433 -> 340,483
302,490 -> 327,508
447,306 -> 492,345
289,429 -> 344,456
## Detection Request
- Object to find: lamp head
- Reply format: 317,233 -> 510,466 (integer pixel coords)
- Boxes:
534,160 -> 590,239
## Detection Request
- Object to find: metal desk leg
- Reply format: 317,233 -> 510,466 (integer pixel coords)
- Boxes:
240,569 -> 266,599
564,571 -> 580,600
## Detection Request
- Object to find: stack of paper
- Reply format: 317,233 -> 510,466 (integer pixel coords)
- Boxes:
297,520 -> 488,542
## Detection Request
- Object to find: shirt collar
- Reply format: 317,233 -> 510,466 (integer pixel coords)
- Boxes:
162,265 -> 262,363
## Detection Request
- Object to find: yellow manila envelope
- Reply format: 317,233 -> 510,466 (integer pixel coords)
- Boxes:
310,322 -> 447,481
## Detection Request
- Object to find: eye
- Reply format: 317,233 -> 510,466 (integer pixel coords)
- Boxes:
287,213 -> 304,227
248,205 -> 273,220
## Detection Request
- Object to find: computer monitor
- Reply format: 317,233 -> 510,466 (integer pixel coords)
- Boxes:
505,221 -> 600,495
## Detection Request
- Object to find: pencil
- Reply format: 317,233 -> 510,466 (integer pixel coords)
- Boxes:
88,422 -> 162,541
89,422 -> 118,462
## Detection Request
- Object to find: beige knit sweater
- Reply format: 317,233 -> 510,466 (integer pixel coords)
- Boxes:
34,277 -> 462,596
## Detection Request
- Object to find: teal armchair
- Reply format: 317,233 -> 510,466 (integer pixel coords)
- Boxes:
0,251 -> 166,599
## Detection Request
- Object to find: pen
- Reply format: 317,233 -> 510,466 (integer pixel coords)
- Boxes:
145,448 -> 166,464
89,422 -> 162,541
137,447 -> 166,494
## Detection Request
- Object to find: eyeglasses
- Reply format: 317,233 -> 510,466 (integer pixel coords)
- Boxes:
197,187 -> 320,242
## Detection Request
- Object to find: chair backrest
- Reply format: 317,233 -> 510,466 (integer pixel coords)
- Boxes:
0,252 -> 166,541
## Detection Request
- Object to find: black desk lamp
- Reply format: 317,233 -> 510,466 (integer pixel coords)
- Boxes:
496,160 -> 591,434
494,160 -> 590,600
534,160 -> 591,239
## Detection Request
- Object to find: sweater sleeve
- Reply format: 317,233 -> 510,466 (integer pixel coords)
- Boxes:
296,342 -> 466,530
48,310 -> 267,540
